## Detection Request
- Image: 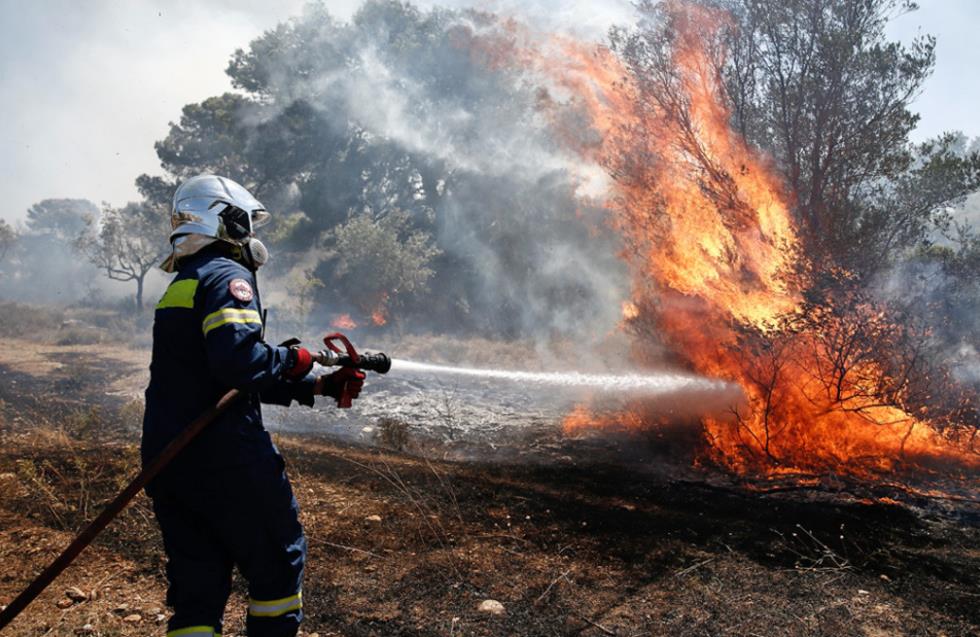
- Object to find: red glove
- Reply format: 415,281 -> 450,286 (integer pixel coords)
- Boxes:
314,367 -> 366,407
284,346 -> 314,380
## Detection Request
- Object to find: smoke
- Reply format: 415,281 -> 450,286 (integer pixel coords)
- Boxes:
0,0 -> 634,336
237,2 -> 632,345
876,189 -> 980,405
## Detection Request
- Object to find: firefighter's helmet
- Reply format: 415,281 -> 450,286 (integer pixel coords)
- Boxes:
162,175 -> 271,272
170,174 -> 270,242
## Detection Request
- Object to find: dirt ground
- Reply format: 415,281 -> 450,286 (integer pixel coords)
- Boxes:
0,337 -> 977,636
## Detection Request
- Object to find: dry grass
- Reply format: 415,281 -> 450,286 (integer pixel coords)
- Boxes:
0,334 -> 977,636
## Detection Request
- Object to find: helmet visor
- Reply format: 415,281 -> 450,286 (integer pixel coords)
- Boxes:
252,209 -> 271,229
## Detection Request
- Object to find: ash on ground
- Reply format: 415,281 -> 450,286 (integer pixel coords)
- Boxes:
264,364 -> 707,469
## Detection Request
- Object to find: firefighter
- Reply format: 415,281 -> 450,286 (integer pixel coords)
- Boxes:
142,175 -> 364,637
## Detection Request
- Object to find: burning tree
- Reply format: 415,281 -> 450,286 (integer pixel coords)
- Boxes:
516,0 -> 980,481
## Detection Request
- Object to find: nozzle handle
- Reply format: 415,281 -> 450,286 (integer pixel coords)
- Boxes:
323,332 -> 359,408
324,332 -> 359,365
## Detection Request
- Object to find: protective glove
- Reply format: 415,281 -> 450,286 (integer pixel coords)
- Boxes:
314,367 -> 366,407
283,344 -> 314,380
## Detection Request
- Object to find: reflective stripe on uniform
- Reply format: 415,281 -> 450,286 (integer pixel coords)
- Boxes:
248,591 -> 302,617
201,307 -> 262,336
156,279 -> 199,309
167,626 -> 215,637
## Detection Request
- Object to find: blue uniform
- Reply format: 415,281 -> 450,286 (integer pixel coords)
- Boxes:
143,246 -> 311,637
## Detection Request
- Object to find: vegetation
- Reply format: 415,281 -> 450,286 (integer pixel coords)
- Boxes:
0,219 -> 15,267
1,345 -> 977,635
610,0 -> 980,439
135,0 -> 619,335
0,199 -> 101,304
77,202 -> 169,311
1,0 -> 977,442
25,199 -> 97,241
323,211 -> 441,323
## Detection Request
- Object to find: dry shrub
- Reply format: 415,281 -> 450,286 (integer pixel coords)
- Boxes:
60,406 -> 107,439
0,301 -> 63,337
0,468 -> 17,508
116,399 -> 145,430
7,432 -> 143,531
55,325 -> 107,346
375,417 -> 412,452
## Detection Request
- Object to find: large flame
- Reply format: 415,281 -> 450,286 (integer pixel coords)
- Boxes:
466,2 -> 978,482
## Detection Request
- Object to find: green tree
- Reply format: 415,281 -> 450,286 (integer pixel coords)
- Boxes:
0,219 -> 16,266
321,210 -> 440,322
25,198 -> 99,240
153,94 -> 267,193
139,0 -> 627,336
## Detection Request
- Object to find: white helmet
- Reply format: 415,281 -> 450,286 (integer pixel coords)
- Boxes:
162,175 -> 271,272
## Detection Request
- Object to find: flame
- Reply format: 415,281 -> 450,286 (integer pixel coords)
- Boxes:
562,405 -> 646,435
466,2 -> 978,483
621,301 -> 640,320
332,314 -> 357,330
370,292 -> 390,326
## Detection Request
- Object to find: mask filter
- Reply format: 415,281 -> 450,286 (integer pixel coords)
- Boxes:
242,238 -> 269,270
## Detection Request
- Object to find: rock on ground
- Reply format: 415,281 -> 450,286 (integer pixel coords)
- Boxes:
477,599 -> 505,616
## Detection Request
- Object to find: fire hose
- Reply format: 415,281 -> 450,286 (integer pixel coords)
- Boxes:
0,333 -> 390,632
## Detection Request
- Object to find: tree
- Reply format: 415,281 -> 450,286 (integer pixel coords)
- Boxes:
25,198 -> 99,240
719,0 -> 934,253
319,210 -> 440,323
0,199 -> 101,303
135,174 -> 178,210
0,219 -> 16,267
153,94 -> 267,192
80,202 -> 169,310
617,0 -> 980,276
850,134 -> 980,274
141,1 -> 628,336
608,0 -> 980,462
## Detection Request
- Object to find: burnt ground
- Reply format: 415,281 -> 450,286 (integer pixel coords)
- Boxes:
0,337 -> 978,637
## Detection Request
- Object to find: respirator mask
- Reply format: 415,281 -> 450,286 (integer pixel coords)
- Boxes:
239,236 -> 269,270
219,205 -> 270,271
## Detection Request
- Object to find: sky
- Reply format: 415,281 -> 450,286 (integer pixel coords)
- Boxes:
0,0 -> 976,225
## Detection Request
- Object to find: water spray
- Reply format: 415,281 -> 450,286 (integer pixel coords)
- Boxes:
389,359 -> 731,396
311,332 -> 733,401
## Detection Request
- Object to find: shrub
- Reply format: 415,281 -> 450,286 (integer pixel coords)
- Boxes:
375,417 -> 411,452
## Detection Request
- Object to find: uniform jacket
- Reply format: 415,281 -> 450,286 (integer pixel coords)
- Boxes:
142,247 -> 314,482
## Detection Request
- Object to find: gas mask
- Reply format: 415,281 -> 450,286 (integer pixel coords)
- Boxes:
220,205 -> 269,271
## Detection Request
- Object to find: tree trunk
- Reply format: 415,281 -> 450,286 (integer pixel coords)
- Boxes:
135,274 -> 145,312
